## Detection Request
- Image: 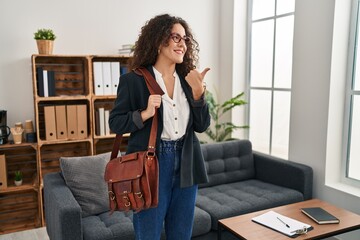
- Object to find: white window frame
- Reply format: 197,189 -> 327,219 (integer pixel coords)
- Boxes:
247,0 -> 294,158
342,0 -> 360,186
325,0 -> 360,197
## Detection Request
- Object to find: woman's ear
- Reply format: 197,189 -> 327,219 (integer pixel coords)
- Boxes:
158,44 -> 163,55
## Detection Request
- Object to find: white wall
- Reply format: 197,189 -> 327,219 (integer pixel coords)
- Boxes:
232,0 -> 248,140
291,0 -> 360,215
0,0 -> 219,129
291,0 -> 334,202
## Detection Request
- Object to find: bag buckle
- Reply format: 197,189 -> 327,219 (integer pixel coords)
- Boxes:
123,193 -> 131,207
135,192 -> 143,199
146,151 -> 155,158
109,191 -> 116,201
146,146 -> 156,158
108,191 -> 117,214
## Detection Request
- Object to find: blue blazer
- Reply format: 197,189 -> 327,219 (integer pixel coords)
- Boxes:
109,66 -> 210,187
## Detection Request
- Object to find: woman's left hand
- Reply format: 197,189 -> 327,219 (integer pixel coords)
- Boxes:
185,68 -> 210,100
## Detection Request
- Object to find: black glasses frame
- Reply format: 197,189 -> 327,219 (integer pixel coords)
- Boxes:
170,33 -> 191,44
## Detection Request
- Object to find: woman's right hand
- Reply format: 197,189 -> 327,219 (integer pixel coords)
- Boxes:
141,94 -> 162,121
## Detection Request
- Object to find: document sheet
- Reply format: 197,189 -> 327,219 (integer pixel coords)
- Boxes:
252,210 -> 312,237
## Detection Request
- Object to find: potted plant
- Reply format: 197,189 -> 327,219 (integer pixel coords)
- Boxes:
14,170 -> 23,186
34,28 -> 56,55
204,90 -> 248,142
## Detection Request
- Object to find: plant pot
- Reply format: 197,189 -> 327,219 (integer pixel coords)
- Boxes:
36,40 -> 54,55
14,180 -> 22,186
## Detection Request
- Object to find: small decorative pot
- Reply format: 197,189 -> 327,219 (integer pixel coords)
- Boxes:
14,180 -> 23,186
36,40 -> 54,55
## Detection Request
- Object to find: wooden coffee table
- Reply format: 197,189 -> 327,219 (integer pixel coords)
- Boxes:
218,199 -> 360,240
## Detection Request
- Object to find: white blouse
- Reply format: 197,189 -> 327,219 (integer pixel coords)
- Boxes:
153,67 -> 190,141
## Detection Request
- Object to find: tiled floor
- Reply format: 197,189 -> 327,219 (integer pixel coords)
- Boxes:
0,228 -> 49,240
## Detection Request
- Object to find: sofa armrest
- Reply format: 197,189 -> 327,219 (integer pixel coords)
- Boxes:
44,172 -> 82,240
253,151 -> 313,200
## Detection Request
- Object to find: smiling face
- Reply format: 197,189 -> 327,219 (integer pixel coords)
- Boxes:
158,23 -> 188,66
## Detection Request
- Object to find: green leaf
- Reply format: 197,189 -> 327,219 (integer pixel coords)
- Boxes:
221,93 -> 247,114
203,90 -> 248,142
34,28 -> 56,40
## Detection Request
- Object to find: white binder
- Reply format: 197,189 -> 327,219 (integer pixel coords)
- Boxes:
43,70 -> 49,97
110,62 -> 120,95
98,107 -> 105,136
104,110 -> 110,135
93,62 -> 104,95
102,62 -> 112,95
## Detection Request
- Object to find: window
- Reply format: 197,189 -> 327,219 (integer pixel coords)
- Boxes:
346,0 -> 360,181
248,0 -> 295,158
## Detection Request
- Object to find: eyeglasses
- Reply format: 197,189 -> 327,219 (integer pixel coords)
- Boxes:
170,33 -> 191,44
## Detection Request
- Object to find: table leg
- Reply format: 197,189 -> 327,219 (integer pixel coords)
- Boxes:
218,222 -> 222,240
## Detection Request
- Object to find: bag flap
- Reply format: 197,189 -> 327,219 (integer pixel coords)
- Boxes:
104,152 -> 145,182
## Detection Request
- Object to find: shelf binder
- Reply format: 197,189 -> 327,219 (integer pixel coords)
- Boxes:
104,110 -> 110,135
102,62 -> 112,95
98,107 -> 105,136
77,105 -> 88,139
66,105 -> 78,139
44,106 -> 57,140
110,62 -> 120,95
36,68 -> 56,97
120,66 -> 129,75
93,62 -> 104,95
43,70 -> 49,97
36,67 -> 44,97
48,70 -> 56,96
95,108 -> 100,136
55,105 -> 68,140
0,154 -> 7,190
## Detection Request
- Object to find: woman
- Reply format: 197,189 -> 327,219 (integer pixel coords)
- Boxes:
109,13 -> 210,240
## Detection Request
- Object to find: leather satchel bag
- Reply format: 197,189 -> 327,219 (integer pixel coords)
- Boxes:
104,67 -> 163,213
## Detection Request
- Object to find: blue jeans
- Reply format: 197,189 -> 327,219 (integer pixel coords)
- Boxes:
133,139 -> 198,240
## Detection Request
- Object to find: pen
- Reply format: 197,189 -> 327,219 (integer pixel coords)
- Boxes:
277,217 -> 290,228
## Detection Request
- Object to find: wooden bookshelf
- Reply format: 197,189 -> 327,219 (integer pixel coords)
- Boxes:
0,54 -> 131,234
0,143 -> 41,234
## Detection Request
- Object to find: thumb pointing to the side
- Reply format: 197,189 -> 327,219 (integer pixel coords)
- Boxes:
201,68 -> 210,78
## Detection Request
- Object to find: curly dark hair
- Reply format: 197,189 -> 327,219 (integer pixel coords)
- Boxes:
130,14 -> 200,77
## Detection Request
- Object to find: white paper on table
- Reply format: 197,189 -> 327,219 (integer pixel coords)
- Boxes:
252,210 -> 312,237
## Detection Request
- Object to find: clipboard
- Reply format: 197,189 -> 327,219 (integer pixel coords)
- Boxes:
252,211 -> 313,238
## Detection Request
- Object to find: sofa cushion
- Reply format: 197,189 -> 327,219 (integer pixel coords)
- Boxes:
60,152 -> 111,217
81,206 -> 210,240
199,140 -> 255,188
82,211 -> 135,240
192,206 -> 212,237
196,179 -> 304,230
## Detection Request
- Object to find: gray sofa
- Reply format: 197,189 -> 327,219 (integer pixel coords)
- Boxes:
44,140 -> 313,240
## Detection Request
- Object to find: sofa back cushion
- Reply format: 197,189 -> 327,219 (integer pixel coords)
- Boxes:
60,152 -> 111,217
199,140 -> 255,188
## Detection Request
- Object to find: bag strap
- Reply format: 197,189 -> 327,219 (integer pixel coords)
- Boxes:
136,67 -> 164,95
111,67 -> 164,160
